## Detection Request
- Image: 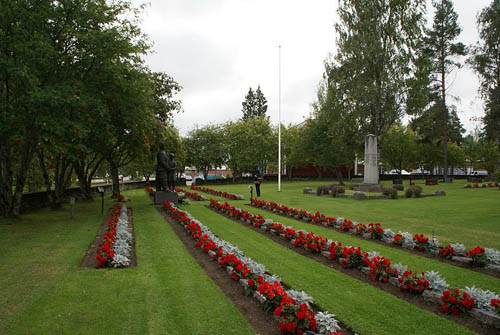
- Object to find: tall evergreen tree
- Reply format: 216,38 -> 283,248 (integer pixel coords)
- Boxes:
254,85 -> 268,118
241,85 -> 267,120
424,0 -> 466,182
469,0 -> 500,170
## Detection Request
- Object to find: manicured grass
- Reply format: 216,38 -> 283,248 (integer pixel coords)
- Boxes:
202,180 -> 500,250
183,200 -> 475,335
0,189 -> 253,335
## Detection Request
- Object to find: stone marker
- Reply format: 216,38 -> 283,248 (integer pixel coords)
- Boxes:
354,134 -> 384,192
155,190 -> 178,205
364,134 -> 379,185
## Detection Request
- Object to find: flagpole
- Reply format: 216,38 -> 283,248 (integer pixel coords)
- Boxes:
278,45 -> 281,192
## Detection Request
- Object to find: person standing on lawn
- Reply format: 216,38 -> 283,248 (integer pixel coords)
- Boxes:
254,168 -> 262,197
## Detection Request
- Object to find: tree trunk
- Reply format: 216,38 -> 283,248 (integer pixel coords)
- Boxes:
0,149 -> 14,217
109,161 -> 120,198
74,163 -> 92,200
497,137 -> 500,171
313,166 -> 322,180
10,142 -> 34,217
37,149 -> 55,207
335,165 -> 344,185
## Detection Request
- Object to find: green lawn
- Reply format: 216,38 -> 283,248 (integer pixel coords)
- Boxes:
0,189 -> 253,335
2,182 -> 499,335
203,180 -> 500,250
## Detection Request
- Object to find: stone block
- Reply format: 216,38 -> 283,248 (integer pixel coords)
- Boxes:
470,309 -> 500,328
422,290 -> 442,304
353,192 -> 367,200
452,256 -> 471,264
486,264 -> 500,273
154,191 -> 178,205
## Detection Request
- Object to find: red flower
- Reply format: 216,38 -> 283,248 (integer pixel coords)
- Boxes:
286,321 -> 297,332
297,310 -> 306,320
441,304 -> 449,313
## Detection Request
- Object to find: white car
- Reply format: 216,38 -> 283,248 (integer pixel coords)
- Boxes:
386,169 -> 411,175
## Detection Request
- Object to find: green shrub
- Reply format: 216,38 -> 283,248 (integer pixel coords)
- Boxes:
382,187 -> 391,196
392,184 -> 404,191
336,185 -> 345,194
413,185 -> 423,198
492,170 -> 500,183
405,185 -> 423,198
389,188 -> 398,199
316,186 -> 323,196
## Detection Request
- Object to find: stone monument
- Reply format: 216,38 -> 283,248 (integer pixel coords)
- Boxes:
364,134 -> 379,185
354,134 -> 383,192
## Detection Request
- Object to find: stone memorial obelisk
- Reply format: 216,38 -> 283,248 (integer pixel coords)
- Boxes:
364,134 -> 379,185
355,134 -> 383,192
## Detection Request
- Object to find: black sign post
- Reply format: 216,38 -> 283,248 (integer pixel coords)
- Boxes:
249,185 -> 253,205
97,187 -> 105,215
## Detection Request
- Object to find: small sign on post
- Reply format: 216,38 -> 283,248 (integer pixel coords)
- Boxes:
69,197 -> 75,219
97,187 -> 105,215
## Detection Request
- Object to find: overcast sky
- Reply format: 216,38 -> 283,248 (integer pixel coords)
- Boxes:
136,0 -> 492,136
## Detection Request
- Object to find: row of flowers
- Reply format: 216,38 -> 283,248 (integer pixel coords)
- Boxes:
210,199 -> 500,320
251,198 -> 500,268
163,199 -> 344,335
175,187 -> 207,201
190,185 -> 244,200
145,185 -> 156,197
95,203 -> 133,268
464,182 -> 499,188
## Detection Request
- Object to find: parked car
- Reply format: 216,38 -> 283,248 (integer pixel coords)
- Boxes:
206,174 -> 226,180
385,169 -> 411,175
470,171 -> 488,176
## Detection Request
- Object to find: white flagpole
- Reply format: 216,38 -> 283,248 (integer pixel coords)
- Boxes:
278,45 -> 281,192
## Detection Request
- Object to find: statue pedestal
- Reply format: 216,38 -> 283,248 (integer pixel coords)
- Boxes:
155,191 -> 178,205
353,184 -> 384,192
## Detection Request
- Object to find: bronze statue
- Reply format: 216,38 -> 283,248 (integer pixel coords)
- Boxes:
167,152 -> 177,191
155,144 -> 169,191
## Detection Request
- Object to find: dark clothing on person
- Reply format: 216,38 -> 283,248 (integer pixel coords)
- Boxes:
156,149 -> 169,191
254,169 -> 262,197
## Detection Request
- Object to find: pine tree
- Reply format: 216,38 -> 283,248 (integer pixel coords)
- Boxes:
254,85 -> 268,118
424,0 -> 466,182
241,86 -> 268,120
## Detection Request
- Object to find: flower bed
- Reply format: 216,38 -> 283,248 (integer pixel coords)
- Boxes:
211,199 -> 500,326
190,185 -> 244,200
163,199 -> 345,335
251,198 -> 500,271
94,203 -> 134,268
175,187 -> 207,201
